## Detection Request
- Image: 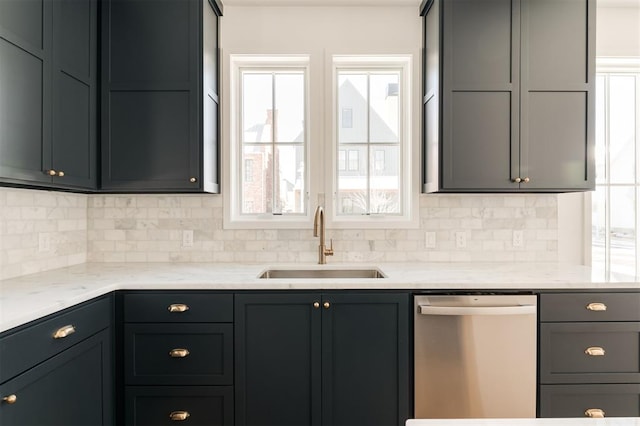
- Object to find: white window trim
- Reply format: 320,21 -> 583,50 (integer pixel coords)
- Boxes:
224,54 -> 314,229
325,54 -> 419,229
589,57 -> 640,273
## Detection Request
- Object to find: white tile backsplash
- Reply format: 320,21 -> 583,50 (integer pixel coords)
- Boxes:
0,189 -> 560,279
0,188 -> 87,280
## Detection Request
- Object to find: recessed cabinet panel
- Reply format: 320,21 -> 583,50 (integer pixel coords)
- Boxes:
0,40 -> 47,183
108,0 -> 190,84
107,91 -> 193,185
539,384 -> 640,418
0,0 -> 43,50
52,73 -> 92,181
449,0 -> 513,87
56,0 -> 92,78
443,92 -> 513,189
524,0 -> 588,88
524,92 -> 589,189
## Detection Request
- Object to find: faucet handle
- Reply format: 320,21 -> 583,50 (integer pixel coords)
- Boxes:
326,239 -> 334,256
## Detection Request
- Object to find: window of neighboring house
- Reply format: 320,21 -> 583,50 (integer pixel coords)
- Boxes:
232,58 -> 308,221
334,56 -> 411,219
592,59 -> 640,276
338,149 -> 347,171
244,159 -> 254,182
374,149 -> 385,171
342,108 -> 353,128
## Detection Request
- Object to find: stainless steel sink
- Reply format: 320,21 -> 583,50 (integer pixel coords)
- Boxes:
258,268 -> 386,279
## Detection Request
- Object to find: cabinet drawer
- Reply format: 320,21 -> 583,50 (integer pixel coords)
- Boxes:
124,292 -> 232,323
539,322 -> 640,383
124,323 -> 232,385
539,384 -> 640,418
0,296 -> 111,383
125,386 -> 233,426
540,293 -> 640,322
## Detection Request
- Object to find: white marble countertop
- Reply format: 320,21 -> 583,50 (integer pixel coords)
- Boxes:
407,419 -> 640,426
1,261 -> 639,333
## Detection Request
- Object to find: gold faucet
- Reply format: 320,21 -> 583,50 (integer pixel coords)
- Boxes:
313,206 -> 334,264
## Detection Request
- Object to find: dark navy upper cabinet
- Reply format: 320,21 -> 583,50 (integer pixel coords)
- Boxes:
421,0 -> 595,193
0,0 -> 97,190
101,0 -> 222,193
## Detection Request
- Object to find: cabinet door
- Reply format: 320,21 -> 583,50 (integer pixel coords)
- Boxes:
0,330 -> 112,426
0,0 -> 52,185
520,0 -> 595,190
101,0 -> 201,191
321,293 -> 410,426
235,293 -> 321,426
440,0 -> 520,190
51,0 -> 97,189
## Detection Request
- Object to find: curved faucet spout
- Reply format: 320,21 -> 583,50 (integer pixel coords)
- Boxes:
313,206 -> 333,264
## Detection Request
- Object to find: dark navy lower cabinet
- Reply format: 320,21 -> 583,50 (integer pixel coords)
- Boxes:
538,292 -> 640,418
121,291 -> 234,426
0,297 -> 113,425
235,292 -> 410,426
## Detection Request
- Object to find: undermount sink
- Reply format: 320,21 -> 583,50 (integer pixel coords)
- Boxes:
258,268 -> 386,279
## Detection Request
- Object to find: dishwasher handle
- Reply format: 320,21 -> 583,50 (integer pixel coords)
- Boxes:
418,304 -> 536,316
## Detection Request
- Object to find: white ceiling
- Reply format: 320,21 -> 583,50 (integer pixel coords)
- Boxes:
222,0 -> 639,7
222,0 -> 420,6
598,0 -> 640,7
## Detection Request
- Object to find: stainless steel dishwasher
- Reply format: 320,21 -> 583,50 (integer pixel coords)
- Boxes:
414,294 -> 537,419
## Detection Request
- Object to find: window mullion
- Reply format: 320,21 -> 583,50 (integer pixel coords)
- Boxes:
271,72 -> 277,214
366,72 -> 371,215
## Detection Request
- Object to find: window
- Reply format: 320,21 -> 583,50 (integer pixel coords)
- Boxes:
333,56 -> 411,219
244,159 -> 254,182
231,56 -> 309,222
226,54 -> 416,229
592,59 -> 640,276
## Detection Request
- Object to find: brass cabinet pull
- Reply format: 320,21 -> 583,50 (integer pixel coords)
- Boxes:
2,395 -> 17,404
586,302 -> 607,312
585,408 -> 605,418
189,177 -> 197,183
323,301 -> 330,309
168,304 -> 190,313
313,302 -> 320,309
57,171 -> 65,177
512,177 -> 522,183
46,169 -> 57,176
585,346 -> 606,356
523,177 -> 530,183
53,325 -> 76,339
169,348 -> 190,358
169,411 -> 190,421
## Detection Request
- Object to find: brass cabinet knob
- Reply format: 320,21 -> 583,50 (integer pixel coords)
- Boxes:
169,348 -> 190,358
168,304 -> 189,313
46,169 -> 57,176
2,395 -> 17,404
585,408 -> 605,418
323,302 -> 330,309
313,302 -> 320,309
169,411 -> 190,421
523,177 -> 530,183
189,177 -> 197,183
586,302 -> 607,311
53,324 -> 76,339
512,177 -> 522,183
585,346 -> 606,356
57,171 -> 65,177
